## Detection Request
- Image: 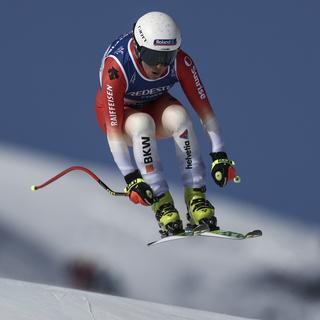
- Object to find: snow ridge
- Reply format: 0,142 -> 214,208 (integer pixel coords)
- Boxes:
0,278 -> 255,320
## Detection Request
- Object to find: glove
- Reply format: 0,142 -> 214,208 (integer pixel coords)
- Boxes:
124,170 -> 154,206
210,152 -> 237,188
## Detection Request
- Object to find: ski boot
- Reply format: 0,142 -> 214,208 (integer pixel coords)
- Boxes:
152,192 -> 184,237
184,186 -> 219,232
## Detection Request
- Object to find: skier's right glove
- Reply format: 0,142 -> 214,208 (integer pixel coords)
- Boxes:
124,170 -> 154,206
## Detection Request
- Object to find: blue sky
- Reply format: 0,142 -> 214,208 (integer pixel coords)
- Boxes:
1,0 -> 319,224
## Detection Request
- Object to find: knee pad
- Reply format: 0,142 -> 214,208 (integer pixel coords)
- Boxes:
125,112 -> 156,138
161,105 -> 191,134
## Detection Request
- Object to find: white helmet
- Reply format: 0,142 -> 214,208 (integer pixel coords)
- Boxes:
133,11 -> 181,66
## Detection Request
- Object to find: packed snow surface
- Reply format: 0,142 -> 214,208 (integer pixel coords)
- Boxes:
0,278 -> 255,320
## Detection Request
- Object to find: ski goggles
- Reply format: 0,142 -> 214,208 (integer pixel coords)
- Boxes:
139,47 -> 178,66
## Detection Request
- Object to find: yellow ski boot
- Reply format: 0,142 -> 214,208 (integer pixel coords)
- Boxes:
152,192 -> 184,237
185,186 -> 219,231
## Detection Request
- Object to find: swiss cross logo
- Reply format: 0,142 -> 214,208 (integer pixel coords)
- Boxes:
179,129 -> 189,139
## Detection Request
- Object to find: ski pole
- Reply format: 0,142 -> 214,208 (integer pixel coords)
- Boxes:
228,161 -> 241,184
232,174 -> 241,184
31,166 -> 128,197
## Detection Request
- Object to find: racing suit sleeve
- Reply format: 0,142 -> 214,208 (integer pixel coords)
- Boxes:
100,56 -> 136,176
176,50 -> 224,152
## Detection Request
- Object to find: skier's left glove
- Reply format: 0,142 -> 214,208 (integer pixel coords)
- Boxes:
210,152 -> 237,188
124,170 -> 154,206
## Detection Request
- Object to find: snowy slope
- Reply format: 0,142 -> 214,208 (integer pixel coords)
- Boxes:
0,278 -> 255,320
1,143 -> 320,320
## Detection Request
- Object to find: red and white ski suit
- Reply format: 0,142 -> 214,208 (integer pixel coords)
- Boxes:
96,34 -> 224,195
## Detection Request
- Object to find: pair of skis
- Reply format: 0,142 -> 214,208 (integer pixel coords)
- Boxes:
31,166 -> 262,246
147,226 -> 262,246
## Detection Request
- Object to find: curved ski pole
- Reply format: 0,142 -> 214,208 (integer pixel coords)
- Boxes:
31,166 -> 128,197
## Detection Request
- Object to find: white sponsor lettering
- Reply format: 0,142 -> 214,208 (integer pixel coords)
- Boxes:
106,84 -> 118,126
191,66 -> 206,100
154,39 -> 177,46
184,56 -> 193,67
127,85 -> 171,97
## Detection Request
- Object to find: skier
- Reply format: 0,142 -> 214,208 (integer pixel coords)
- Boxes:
95,11 -> 237,237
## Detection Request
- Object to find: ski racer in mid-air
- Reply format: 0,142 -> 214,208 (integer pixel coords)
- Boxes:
95,11 -> 237,237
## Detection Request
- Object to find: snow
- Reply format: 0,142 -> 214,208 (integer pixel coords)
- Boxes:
0,278 -> 254,320
0,143 -> 320,320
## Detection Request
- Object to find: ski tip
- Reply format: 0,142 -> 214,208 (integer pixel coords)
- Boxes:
245,229 -> 263,238
30,185 -> 37,192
